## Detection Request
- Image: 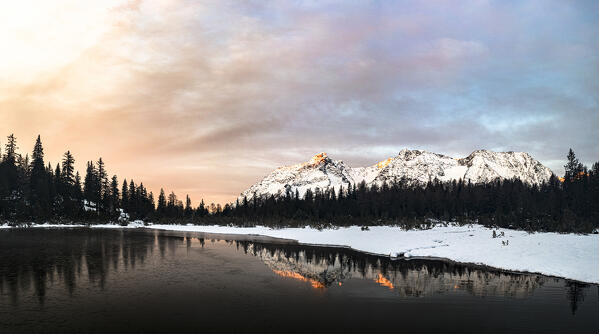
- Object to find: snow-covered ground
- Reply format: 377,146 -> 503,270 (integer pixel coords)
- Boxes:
3,222 -> 598,284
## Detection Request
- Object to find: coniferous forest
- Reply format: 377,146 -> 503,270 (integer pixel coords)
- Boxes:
0,134 -> 209,223
1,134 -> 597,233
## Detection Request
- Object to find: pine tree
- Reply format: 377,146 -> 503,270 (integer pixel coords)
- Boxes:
4,134 -> 18,164
157,189 -> 167,215
129,179 -> 136,217
110,175 -> 120,213
96,158 -> 108,212
73,172 -> 83,208
121,179 -> 129,213
29,135 -> 50,217
54,163 -> 62,206
198,199 -> 206,217
0,135 -> 21,217
46,162 -> 56,214
83,161 -> 98,212
148,191 -> 155,214
185,195 -> 193,218
14,154 -> 29,211
61,151 -> 75,186
167,191 -> 177,217
564,148 -> 584,181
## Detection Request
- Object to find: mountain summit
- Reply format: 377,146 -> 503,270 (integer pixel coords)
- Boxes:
238,149 -> 553,201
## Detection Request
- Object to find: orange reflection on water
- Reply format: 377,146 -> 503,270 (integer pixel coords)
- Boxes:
375,274 -> 394,289
272,270 -> 325,289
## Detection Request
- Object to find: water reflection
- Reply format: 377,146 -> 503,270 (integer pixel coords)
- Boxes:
236,240 -> 556,298
0,228 -> 595,316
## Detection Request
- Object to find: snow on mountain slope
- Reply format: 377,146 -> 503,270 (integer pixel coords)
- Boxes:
365,149 -> 466,187
239,149 -> 554,201
459,150 -> 554,185
239,153 -> 354,201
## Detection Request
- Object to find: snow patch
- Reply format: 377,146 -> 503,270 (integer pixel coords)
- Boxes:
142,224 -> 599,284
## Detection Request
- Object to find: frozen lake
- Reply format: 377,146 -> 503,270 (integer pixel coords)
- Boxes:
1,228 -> 597,333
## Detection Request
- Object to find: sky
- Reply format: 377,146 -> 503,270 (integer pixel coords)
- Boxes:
1,0 -> 598,205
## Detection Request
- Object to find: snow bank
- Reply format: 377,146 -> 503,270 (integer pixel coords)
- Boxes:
5,222 -> 598,284
146,224 -> 599,284
93,220 -> 145,229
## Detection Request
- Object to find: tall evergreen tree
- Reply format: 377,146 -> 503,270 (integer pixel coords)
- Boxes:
0,135 -> 21,210
121,179 -> 129,213
61,151 -> 75,186
73,172 -> 83,210
148,191 -> 155,215
198,199 -> 207,217
29,135 -> 50,217
129,179 -> 136,216
564,148 -> 584,181
54,163 -> 62,201
96,158 -> 108,212
4,134 -> 18,164
157,188 -> 167,215
185,195 -> 192,217
109,175 -> 120,213
83,161 -> 98,212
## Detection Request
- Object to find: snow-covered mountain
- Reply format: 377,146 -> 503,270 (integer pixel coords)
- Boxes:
239,152 -> 354,202
238,149 -> 553,201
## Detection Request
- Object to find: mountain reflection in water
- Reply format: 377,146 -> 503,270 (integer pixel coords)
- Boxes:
0,228 -> 596,317
236,238 -> 589,304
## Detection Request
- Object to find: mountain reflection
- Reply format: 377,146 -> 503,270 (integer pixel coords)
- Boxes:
236,240 -> 556,298
0,228 -> 594,315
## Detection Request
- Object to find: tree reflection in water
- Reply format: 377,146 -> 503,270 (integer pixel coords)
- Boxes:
0,228 -> 594,314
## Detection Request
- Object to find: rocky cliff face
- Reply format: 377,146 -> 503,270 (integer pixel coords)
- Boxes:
238,149 -> 554,201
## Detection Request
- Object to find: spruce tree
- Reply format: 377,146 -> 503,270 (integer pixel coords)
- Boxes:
4,134 -> 18,164
83,161 -> 98,212
121,179 -> 129,213
61,151 -> 75,186
185,195 -> 192,218
157,188 -> 167,215
54,163 -> 62,205
110,175 -> 120,213
96,158 -> 108,212
148,191 -> 155,215
29,135 -> 50,218
564,148 -> 584,181
198,199 -> 206,217
129,179 -> 136,217
0,135 -> 20,215
73,172 -> 83,211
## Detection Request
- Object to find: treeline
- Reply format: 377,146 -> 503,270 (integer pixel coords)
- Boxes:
1,134 -> 598,233
0,134 -> 209,223
218,149 -> 599,233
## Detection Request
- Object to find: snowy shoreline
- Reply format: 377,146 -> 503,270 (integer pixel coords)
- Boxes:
2,222 -> 599,284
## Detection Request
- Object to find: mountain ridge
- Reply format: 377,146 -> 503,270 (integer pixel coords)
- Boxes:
238,149 -> 554,202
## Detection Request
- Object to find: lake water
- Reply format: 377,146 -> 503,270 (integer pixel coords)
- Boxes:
0,228 -> 597,333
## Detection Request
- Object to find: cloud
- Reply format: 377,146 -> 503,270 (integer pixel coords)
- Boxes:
427,38 -> 488,60
0,0 -> 597,204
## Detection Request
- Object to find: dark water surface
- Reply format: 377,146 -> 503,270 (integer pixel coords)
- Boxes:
0,228 -> 597,333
